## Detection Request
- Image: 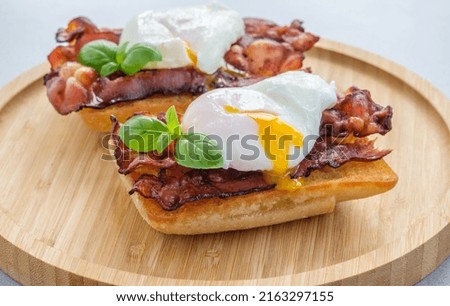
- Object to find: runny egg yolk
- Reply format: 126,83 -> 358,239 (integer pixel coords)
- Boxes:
224,105 -> 304,191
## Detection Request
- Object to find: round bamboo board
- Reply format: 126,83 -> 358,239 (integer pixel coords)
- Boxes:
0,39 -> 448,285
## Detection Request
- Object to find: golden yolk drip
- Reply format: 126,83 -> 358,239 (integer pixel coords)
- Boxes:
184,45 -> 198,67
187,48 -> 198,66
263,173 -> 305,191
182,40 -> 198,67
224,105 -> 304,191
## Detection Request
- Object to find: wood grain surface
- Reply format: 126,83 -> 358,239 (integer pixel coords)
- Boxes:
0,39 -> 448,285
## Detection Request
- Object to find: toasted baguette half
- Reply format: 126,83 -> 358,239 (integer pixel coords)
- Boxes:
115,159 -> 397,235
79,94 -> 197,132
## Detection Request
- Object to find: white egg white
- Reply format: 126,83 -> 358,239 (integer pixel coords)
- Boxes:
181,71 -> 337,172
119,2 -> 244,74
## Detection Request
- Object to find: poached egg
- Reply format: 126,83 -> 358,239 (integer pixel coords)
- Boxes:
119,2 -> 244,74
181,71 -> 337,189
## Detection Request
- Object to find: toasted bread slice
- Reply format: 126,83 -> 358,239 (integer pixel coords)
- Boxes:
79,94 -> 197,132
116,159 -> 397,235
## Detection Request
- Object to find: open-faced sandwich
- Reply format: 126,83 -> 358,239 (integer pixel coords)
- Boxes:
111,71 -> 397,235
45,2 -> 397,234
44,3 -> 319,131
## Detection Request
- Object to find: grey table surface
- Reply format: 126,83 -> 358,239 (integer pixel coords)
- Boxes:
0,0 -> 448,286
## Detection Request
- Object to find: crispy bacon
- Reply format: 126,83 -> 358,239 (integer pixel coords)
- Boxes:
44,62 -> 97,114
45,63 -> 208,114
292,137 -> 391,178
131,169 -> 274,210
48,17 -> 120,70
320,87 -> 393,137
111,116 -> 176,175
92,68 -> 206,105
224,18 -> 319,76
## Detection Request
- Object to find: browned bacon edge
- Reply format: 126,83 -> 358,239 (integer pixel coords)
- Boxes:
44,17 -> 319,115
320,86 -> 393,138
320,87 -> 393,137
111,114 -> 177,176
131,169 -> 275,211
48,17 -> 121,71
111,88 -> 393,210
291,137 -> 391,178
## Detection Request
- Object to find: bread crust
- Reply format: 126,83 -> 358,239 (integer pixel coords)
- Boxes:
116,159 -> 397,235
79,94 -> 197,132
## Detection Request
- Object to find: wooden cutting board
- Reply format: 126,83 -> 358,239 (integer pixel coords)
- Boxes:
0,39 -> 448,286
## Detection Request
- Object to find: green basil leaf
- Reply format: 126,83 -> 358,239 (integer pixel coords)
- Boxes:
77,40 -> 118,73
165,106 -> 181,137
121,43 -> 162,75
175,133 -> 224,169
118,115 -> 169,152
100,62 -> 120,77
155,132 -> 171,154
116,41 -> 129,65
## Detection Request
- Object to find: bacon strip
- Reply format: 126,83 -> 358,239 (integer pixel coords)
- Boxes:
48,17 -> 120,70
131,169 -> 274,210
320,87 -> 393,137
111,116 -> 176,175
224,18 -> 319,76
92,68 -> 206,105
44,62 -> 98,114
45,64 -> 208,114
292,137 -> 391,178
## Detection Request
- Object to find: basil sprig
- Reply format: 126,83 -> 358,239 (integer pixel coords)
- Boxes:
118,106 -> 224,169
78,40 -> 162,77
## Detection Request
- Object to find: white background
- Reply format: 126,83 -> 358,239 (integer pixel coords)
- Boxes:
0,0 -> 448,285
